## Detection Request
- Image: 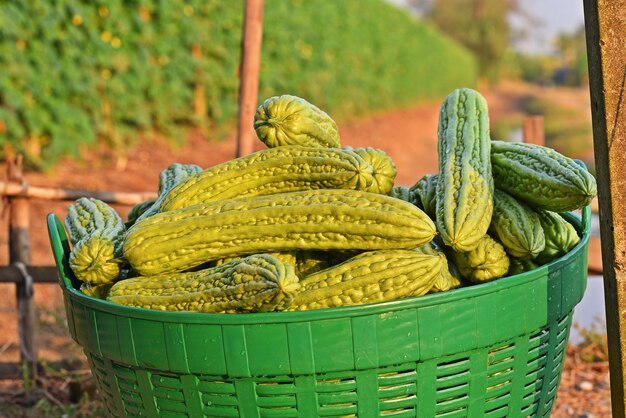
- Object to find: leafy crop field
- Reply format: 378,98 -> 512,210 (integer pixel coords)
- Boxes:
0,0 -> 475,169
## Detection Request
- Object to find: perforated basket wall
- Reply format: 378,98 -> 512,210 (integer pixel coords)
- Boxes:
47,207 -> 590,418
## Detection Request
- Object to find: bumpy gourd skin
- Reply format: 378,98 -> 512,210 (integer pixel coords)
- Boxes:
410,174 -> 438,219
65,198 -> 125,248
215,250 -> 355,279
124,189 -> 437,276
79,282 -> 114,300
450,235 -> 510,283
135,163 -> 202,222
160,146 -> 375,211
108,254 -> 300,313
389,186 -> 412,202
69,231 -> 121,285
534,210 -> 580,264
491,141 -> 597,212
65,198 -> 126,285
345,147 -> 397,194
490,189 -> 545,259
254,95 -> 340,148
436,88 -> 494,252
284,250 -> 442,311
414,241 -> 461,292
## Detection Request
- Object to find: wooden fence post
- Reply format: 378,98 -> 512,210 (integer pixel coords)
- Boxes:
7,155 -> 38,379
192,44 -> 207,122
235,0 -> 265,158
522,115 -> 545,146
583,1 -> 626,417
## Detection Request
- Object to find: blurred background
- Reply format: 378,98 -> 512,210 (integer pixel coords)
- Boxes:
0,1 -> 608,416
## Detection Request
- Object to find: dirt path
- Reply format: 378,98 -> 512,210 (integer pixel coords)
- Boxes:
0,83 -> 607,417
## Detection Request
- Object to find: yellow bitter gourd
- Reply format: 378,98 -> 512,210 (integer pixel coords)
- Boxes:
254,95 -> 340,148
160,146 -> 374,211
283,250 -> 442,311
215,252 -> 298,269
491,141 -> 597,212
414,241 -> 461,292
215,250 -> 354,279
65,198 -> 126,285
450,235 -> 510,283
344,146 -> 397,194
124,189 -> 437,276
436,88 -> 494,252
534,210 -> 580,264
107,254 -> 300,313
490,189 -> 545,260
79,282 -> 113,300
410,174 -> 438,219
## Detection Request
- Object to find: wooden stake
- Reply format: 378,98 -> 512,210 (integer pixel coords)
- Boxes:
7,155 -> 38,379
192,44 -> 207,121
235,0 -> 264,158
583,1 -> 626,416
522,115 -> 545,146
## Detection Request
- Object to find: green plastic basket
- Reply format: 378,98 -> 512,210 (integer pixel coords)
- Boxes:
47,206 -> 590,418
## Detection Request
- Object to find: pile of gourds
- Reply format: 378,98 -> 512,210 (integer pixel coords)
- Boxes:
64,89 -> 597,313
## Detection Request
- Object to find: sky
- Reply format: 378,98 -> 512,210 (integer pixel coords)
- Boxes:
389,0 -> 586,55
512,0 -> 585,55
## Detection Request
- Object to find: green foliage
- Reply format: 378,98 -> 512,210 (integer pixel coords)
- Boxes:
509,53 -> 560,86
552,24 -> 588,86
572,316 -> 608,364
260,0 -> 477,120
0,0 -> 476,169
427,0 -> 509,84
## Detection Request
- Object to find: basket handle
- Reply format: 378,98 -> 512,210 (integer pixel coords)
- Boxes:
581,203 -> 592,236
46,213 -> 77,291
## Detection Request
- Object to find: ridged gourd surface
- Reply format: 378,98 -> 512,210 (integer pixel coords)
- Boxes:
414,241 -> 461,292
451,235 -> 510,283
69,231 -> 122,285
107,254 -> 300,313
436,88 -> 493,252
491,141 -> 597,212
160,146 -> 375,212
389,185 -> 412,202
65,197 -> 125,249
285,250 -> 442,310
349,147 -> 397,194
490,189 -> 546,260
254,95 -> 340,148
534,210 -> 580,264
410,174 -> 438,219
124,189 -> 437,276
65,198 -> 127,285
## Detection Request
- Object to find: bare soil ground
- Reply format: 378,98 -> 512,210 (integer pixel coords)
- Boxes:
0,82 -> 609,417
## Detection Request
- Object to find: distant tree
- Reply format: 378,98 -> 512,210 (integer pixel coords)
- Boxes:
553,24 -> 588,86
405,0 -> 534,84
